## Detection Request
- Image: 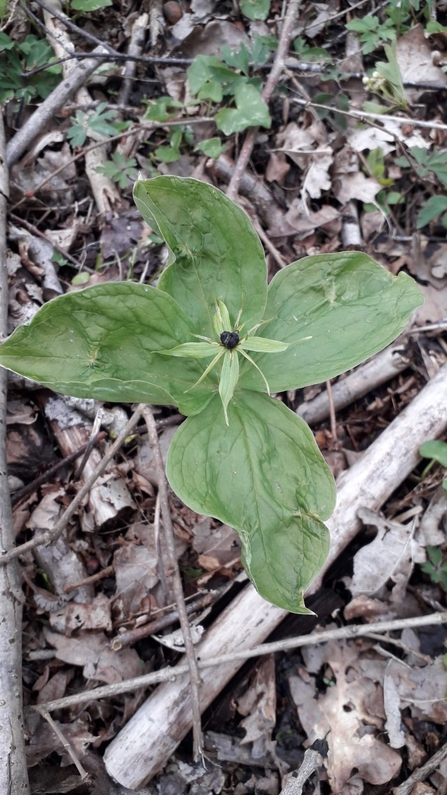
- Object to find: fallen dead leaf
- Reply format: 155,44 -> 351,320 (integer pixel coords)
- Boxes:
334,171 -> 382,205
289,639 -> 402,791
44,628 -> 142,684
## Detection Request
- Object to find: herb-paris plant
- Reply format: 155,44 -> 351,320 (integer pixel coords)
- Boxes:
0,177 -> 423,612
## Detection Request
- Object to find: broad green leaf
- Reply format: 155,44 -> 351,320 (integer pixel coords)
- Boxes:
187,55 -> 241,98
420,440 -> 447,468
219,351 -> 239,424
417,195 -> 447,228
71,0 -> 112,8
240,0 -> 270,21
167,392 -> 335,612
163,342 -> 218,358
241,336 -> 289,353
239,252 -> 424,393
0,283 -> 216,415
215,83 -> 271,135
133,177 -> 267,338
194,137 -> 226,158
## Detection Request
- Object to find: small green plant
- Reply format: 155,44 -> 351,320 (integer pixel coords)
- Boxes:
0,177 -> 423,612
419,439 -> 447,491
70,0 -> 112,9
417,195 -> 447,229
293,38 -> 332,62
0,32 -> 61,104
239,0 -> 270,21
346,16 -> 396,54
420,546 -> 447,591
67,102 -> 128,148
395,147 -> 447,189
95,152 -> 139,189
186,37 -> 276,135
362,44 -> 407,111
395,147 -> 447,229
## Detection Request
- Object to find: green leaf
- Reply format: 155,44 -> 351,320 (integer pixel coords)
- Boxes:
0,283 -> 216,415
133,177 -> 267,339
221,43 -> 251,75
219,350 -> 239,424
163,342 -> 218,358
154,145 -> 181,163
239,252 -> 424,393
167,392 -> 335,612
88,102 -> 118,138
194,137 -> 226,158
240,0 -> 270,21
187,55 -> 241,98
144,96 -> 184,122
0,33 -> 14,51
417,195 -> 447,228
215,83 -> 271,135
71,0 -> 113,10
241,336 -> 289,353
419,440 -> 447,468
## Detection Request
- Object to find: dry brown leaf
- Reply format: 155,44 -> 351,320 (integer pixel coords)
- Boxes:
44,628 -> 142,684
334,171 -> 382,205
387,656 -> 447,724
49,593 -> 112,635
284,201 -> 340,235
265,152 -> 291,185
396,25 -> 447,103
192,518 -> 241,570
289,639 -> 402,790
237,656 -> 276,751
348,507 -> 423,597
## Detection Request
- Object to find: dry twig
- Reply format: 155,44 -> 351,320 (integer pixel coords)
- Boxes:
0,405 -> 145,564
33,612 -> 447,714
0,109 -> 30,795
142,405 -> 204,762
6,45 -> 110,167
392,737 -> 447,794
227,0 -> 303,200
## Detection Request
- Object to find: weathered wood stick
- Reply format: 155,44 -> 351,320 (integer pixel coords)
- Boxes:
297,344 -> 409,425
104,362 -> 447,789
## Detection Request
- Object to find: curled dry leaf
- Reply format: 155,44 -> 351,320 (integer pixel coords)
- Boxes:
289,638 -> 402,790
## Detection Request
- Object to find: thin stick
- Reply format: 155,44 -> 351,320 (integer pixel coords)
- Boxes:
291,95 -> 447,132
325,379 -> 338,442
0,405 -> 145,565
392,737 -> 447,795
227,0 -> 302,200
6,44 -> 111,167
111,590 -> 215,650
32,611 -> 447,715
11,432 -> 106,506
279,747 -> 324,795
0,109 -> 31,795
64,564 -> 114,594
36,707 -> 88,781
142,405 -> 204,762
10,117 -> 214,212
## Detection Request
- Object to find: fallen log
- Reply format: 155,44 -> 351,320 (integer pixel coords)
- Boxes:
104,362 -> 447,789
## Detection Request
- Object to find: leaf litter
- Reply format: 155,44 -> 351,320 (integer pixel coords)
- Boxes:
3,0 -> 447,792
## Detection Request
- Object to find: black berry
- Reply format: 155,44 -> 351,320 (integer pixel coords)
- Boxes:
220,331 -> 239,349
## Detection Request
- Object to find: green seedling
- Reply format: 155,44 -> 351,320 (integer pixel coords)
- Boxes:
67,102 -> 128,148
95,152 -> 139,189
346,16 -> 396,55
420,546 -> 447,591
0,177 -> 423,612
419,439 -> 447,492
0,33 -> 61,105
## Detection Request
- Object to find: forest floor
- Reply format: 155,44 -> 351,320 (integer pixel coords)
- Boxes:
2,0 -> 447,793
